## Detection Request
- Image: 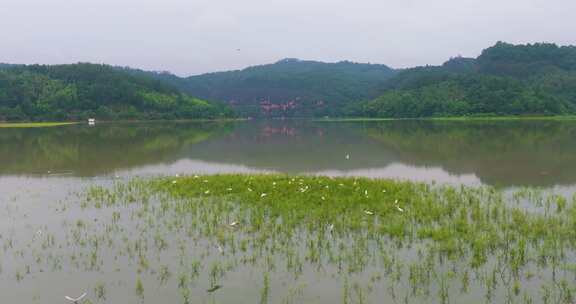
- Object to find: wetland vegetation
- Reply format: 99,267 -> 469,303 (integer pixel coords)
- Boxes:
2,120 -> 576,303
4,174 -> 576,303
0,122 -> 77,128
2,5 -> 576,304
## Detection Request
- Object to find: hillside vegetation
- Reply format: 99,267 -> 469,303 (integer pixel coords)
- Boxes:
163,59 -> 397,117
3,42 -> 576,120
147,42 -> 576,118
357,42 -> 576,118
0,63 -> 233,121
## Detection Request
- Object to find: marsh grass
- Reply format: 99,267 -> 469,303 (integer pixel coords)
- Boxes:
0,122 -> 77,128
6,174 -> 576,303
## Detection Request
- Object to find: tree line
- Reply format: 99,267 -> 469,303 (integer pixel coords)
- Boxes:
0,63 -> 233,121
353,42 -> 576,118
2,42 -> 576,120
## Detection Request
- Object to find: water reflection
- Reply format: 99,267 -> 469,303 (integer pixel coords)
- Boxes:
1,120 -> 576,188
363,120 -> 576,187
0,122 -> 233,176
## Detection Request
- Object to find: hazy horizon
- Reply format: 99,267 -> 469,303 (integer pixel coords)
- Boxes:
2,0 -> 575,76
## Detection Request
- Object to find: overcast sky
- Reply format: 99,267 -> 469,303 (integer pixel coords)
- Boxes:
1,0 -> 575,76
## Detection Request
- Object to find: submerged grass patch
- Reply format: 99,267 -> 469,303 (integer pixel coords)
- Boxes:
0,122 -> 77,128
5,174 -> 576,303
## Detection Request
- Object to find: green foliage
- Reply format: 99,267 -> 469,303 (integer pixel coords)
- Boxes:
173,59 -> 397,117
361,75 -> 575,118
4,42 -> 576,119
0,63 -> 234,121
477,41 -> 576,77
357,42 -> 576,118
86,174 -> 576,302
143,42 -> 576,118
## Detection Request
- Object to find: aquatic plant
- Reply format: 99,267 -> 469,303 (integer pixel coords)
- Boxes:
4,174 -> 576,303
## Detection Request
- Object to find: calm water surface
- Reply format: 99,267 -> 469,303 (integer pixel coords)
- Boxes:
1,120 -> 576,303
1,120 -> 576,187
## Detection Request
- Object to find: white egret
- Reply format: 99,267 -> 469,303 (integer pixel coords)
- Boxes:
394,200 -> 404,212
65,292 -> 87,303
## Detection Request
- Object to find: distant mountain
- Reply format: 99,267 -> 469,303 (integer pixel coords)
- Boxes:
91,42 -> 576,119
357,42 -> 576,118
0,63 -> 21,70
172,59 -> 397,117
160,42 -> 576,118
477,42 -> 576,77
3,41 -> 575,120
0,63 -> 233,121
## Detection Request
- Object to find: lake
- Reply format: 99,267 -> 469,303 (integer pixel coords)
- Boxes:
1,120 -> 576,303
1,120 -> 576,187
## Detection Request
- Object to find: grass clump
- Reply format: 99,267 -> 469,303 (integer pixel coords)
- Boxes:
17,174 -> 576,303
0,122 -> 77,128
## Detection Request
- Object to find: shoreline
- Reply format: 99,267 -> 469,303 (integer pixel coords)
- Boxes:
0,122 -> 79,128
0,118 -> 247,128
314,115 -> 576,122
3,115 -> 576,128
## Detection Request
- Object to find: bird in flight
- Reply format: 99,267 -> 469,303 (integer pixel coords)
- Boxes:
65,292 -> 87,303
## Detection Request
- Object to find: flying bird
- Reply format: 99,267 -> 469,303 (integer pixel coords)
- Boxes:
65,292 -> 87,303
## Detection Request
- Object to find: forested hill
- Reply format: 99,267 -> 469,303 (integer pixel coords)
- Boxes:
0,63 -> 233,121
172,59 -> 398,117
3,42 -> 575,121
358,42 -> 576,118
138,42 -> 576,118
